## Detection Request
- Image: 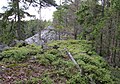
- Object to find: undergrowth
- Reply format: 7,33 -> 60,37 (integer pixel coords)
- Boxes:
0,40 -> 117,84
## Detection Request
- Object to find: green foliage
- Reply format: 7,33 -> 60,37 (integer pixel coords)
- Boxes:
0,44 -> 41,63
53,5 -> 68,31
46,40 -> 114,83
0,40 -> 115,83
111,0 -> 120,11
0,0 -> 33,41
111,68 -> 120,84
0,0 -> 54,43
76,0 -> 120,67
41,76 -> 54,84
67,74 -> 88,84
25,19 -> 50,38
0,20 -> 16,44
36,54 -> 51,66
36,50 -> 59,66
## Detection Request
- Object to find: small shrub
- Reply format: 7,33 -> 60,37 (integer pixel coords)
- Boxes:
41,76 -> 54,84
1,44 -> 41,63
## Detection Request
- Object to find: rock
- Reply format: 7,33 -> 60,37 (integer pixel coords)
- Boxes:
25,26 -> 74,45
25,33 -> 45,45
0,43 -> 9,52
25,26 -> 58,45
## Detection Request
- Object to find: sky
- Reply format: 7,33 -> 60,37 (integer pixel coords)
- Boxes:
0,0 -> 61,21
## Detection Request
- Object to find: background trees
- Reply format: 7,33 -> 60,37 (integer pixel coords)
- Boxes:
0,0 -> 120,67
53,0 -> 81,39
53,0 -> 120,67
76,0 -> 120,67
0,0 -> 56,44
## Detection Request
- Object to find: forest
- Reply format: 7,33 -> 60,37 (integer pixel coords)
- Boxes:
0,0 -> 120,84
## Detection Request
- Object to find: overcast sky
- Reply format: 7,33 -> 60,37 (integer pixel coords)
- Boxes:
0,0 -> 61,21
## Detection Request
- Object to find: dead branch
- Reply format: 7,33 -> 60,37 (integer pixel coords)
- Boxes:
64,48 -> 83,75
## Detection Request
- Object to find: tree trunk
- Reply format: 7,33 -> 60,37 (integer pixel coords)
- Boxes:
113,39 -> 117,67
39,29 -> 41,40
58,30 -> 61,40
16,0 -> 21,40
99,0 -> 105,56
100,32 -> 103,56
13,0 -> 23,40
107,18 -> 112,64
74,0 -> 79,40
74,23 -> 77,40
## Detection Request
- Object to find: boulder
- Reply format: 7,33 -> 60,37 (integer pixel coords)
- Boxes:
25,26 -> 58,45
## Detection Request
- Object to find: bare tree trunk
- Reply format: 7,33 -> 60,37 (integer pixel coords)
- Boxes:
39,0 -> 42,41
74,0 -> 79,40
39,29 -> 41,40
101,0 -> 105,17
113,39 -> 117,67
73,23 -> 77,40
100,0 -> 105,56
100,33 -> 103,56
112,12 -> 119,67
16,0 -> 21,40
107,18 -> 112,64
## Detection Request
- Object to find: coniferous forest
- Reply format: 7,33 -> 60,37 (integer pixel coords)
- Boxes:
0,0 -> 120,84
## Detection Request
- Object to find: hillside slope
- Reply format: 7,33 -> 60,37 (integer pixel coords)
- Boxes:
0,40 -> 116,84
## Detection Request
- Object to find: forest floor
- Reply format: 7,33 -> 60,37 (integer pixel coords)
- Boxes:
0,40 -> 120,84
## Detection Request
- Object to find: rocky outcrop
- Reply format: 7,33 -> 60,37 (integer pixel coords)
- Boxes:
25,26 -> 58,45
25,26 -> 74,45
